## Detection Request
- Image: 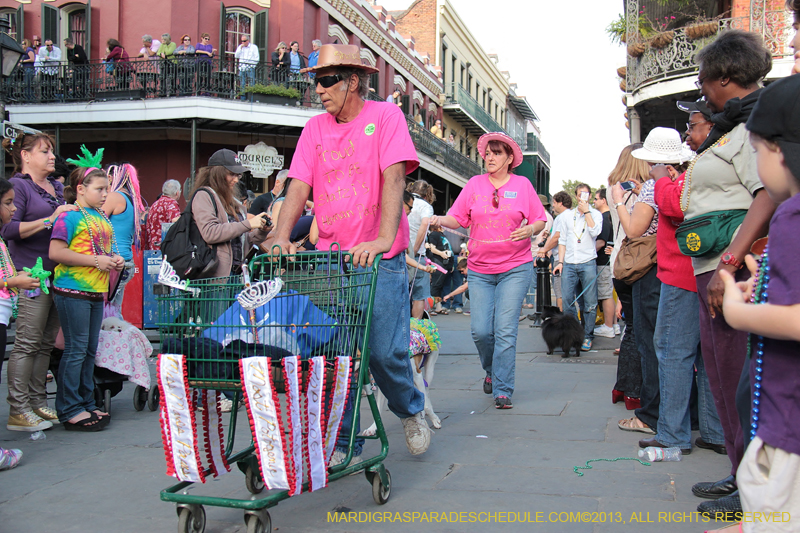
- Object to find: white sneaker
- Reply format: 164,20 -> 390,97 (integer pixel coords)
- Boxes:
328,449 -> 363,470
219,398 -> 235,412
401,412 -> 431,455
614,324 -> 621,336
594,324 -> 615,338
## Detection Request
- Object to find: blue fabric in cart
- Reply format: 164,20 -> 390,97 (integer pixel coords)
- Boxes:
202,290 -> 340,358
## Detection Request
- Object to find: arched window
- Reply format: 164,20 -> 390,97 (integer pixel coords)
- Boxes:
67,8 -> 87,48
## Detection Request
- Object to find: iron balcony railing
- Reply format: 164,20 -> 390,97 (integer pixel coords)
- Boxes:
405,115 -> 482,178
625,0 -> 793,93
525,133 -> 551,167
444,82 -> 505,135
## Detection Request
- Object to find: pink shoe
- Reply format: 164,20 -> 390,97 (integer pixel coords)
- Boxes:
0,447 -> 22,470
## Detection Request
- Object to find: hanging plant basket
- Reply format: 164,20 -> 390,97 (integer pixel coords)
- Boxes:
685,21 -> 719,40
619,79 -> 627,92
627,42 -> 647,58
649,31 -> 675,49
616,66 -> 627,78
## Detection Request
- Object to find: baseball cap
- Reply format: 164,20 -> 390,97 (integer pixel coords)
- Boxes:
747,75 -> 800,180
208,149 -> 247,174
676,99 -> 712,119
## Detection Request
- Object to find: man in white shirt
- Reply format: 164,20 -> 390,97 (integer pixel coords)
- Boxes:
235,35 -> 260,98
38,40 -> 62,99
554,183 -> 603,351
137,34 -> 161,90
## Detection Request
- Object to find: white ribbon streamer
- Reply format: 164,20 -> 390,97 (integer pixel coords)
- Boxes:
323,356 -> 352,463
306,356 -> 327,491
202,390 -> 230,478
283,356 -> 303,496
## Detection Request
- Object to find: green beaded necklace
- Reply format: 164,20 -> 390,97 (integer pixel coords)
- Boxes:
0,236 -> 19,318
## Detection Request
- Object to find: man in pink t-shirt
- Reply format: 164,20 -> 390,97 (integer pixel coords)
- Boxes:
267,44 -> 430,462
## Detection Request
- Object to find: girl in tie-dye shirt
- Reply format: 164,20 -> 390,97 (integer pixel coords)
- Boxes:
49,168 -> 123,430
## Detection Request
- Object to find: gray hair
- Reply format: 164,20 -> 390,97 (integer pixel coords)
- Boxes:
142,34 -> 153,43
337,67 -> 370,99
696,30 -> 772,87
161,33 -> 171,40
312,39 -> 322,47
162,179 -> 181,197
275,169 -> 290,182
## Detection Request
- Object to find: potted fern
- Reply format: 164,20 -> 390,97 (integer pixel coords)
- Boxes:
241,83 -> 302,106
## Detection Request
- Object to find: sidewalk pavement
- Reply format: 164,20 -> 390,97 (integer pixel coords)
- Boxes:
0,312 -> 734,532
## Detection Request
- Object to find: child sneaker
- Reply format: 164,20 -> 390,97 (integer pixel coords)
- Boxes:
7,412 -> 53,432
0,448 -> 22,470
495,396 -> 513,409
33,406 -> 60,424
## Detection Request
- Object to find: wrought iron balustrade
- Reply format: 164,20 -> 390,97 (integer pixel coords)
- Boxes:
405,115 -> 481,178
445,82 -> 505,135
525,134 -> 550,167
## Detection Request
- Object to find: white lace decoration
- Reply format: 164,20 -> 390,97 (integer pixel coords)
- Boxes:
158,257 -> 200,295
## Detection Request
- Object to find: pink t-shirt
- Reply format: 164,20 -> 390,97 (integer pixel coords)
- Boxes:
290,100 -> 418,258
448,173 -> 546,274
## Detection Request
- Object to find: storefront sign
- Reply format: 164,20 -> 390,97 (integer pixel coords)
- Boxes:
239,142 -> 284,178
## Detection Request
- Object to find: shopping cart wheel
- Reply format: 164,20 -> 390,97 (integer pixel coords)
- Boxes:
133,385 -> 147,411
177,504 -> 205,533
244,510 -> 271,533
371,468 -> 391,505
147,384 -> 160,411
103,389 -> 112,415
245,465 -> 265,494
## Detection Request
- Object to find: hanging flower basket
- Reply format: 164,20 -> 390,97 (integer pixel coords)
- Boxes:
685,21 -> 719,40
649,31 -> 675,49
617,66 -> 627,78
627,42 -> 647,58
619,79 -> 627,92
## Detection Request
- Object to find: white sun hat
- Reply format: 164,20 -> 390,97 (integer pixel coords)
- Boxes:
632,127 -> 695,164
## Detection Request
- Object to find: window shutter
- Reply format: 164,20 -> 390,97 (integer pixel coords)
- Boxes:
42,4 -> 60,44
401,95 -> 410,116
219,3 -> 226,65
85,0 -> 91,60
15,4 -> 24,45
253,9 -> 268,65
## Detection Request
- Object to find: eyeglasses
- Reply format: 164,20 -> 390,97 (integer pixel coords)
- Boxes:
315,73 -> 344,89
241,39 -> 249,43
404,202 -> 414,211
228,173 -> 242,180
492,189 -> 500,209
694,75 -> 708,89
183,38 -> 191,41
686,120 -> 710,131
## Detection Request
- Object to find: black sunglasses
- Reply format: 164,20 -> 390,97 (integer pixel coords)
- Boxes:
492,188 -> 499,209
315,74 -> 344,89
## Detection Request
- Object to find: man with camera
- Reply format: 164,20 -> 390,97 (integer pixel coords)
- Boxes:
554,183 -> 603,351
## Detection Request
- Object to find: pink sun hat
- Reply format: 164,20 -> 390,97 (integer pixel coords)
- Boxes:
477,132 -> 523,168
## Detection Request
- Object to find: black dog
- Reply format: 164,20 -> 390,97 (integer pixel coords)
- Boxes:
540,306 -> 584,358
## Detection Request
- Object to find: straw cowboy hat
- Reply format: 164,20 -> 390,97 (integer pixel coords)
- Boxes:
300,44 -> 379,74
477,132 -> 524,168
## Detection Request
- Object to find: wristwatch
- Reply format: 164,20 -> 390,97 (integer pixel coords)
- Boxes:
613,202 -> 625,209
720,252 -> 742,269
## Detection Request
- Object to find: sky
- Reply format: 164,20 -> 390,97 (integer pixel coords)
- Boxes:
379,0 -> 631,194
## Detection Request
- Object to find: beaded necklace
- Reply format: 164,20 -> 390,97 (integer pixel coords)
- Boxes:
0,235 -> 18,318
76,202 -> 120,260
747,244 -> 769,440
680,133 -> 729,213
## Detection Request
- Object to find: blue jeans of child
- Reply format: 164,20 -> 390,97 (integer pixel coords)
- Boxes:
468,262 -> 533,399
335,253 -> 425,455
54,294 -> 104,422
561,260 -> 598,341
654,283 -> 725,449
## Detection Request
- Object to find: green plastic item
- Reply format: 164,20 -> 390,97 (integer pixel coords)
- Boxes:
573,457 -> 651,476
23,257 -> 51,294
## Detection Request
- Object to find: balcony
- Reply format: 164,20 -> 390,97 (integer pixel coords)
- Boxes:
405,115 -> 482,179
444,82 -> 505,136
524,133 -> 550,168
625,0 -> 794,94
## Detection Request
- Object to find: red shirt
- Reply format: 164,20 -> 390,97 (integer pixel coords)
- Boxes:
145,196 -> 181,251
653,174 -> 697,293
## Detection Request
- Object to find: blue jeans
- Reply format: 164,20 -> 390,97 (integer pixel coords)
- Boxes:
336,253 -> 425,454
561,260 -> 598,341
54,294 -> 104,422
632,267 -> 661,430
468,262 -> 533,399
654,283 -> 725,448
442,268 -> 464,308
523,267 -> 538,306
239,68 -> 255,98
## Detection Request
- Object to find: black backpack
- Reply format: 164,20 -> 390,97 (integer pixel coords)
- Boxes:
160,188 -> 219,280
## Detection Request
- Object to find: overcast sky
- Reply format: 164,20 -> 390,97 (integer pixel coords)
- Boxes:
380,0 -> 631,194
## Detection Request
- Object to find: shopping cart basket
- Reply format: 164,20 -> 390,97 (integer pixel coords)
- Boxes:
158,249 -> 391,533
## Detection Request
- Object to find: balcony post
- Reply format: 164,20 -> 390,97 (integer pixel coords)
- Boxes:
190,118 -> 197,185
625,0 -> 639,95
629,108 -> 641,144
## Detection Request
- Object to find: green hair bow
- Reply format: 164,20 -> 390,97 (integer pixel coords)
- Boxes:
66,145 -> 104,169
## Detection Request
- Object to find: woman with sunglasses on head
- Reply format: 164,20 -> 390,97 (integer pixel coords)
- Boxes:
271,42 -> 291,85
195,33 -> 215,93
431,132 -> 546,409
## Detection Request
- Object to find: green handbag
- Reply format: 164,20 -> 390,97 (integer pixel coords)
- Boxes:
675,209 -> 747,257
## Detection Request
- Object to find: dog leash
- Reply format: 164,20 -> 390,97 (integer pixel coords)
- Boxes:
567,264 -> 610,308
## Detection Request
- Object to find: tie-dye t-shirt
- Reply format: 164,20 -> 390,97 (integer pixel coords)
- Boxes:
51,207 -> 112,294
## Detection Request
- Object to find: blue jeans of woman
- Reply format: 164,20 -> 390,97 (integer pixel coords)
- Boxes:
54,294 -> 104,422
561,260 -> 598,341
335,253 -> 425,455
523,267 -> 538,306
469,262 -> 533,399
632,267 -> 661,430
442,268 -> 463,309
654,283 -> 724,449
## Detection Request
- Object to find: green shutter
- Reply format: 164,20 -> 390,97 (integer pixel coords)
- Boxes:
85,0 -> 91,60
253,9 -> 268,65
42,4 -> 59,44
15,4 -> 24,45
219,3 -> 226,65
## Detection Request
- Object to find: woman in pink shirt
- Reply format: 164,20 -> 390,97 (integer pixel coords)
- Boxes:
432,132 -> 546,409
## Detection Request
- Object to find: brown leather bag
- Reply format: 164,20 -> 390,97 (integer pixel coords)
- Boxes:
614,234 -> 657,284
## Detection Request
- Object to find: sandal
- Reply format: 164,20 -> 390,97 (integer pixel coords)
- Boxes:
617,416 -> 654,434
438,308 -> 449,315
64,412 -> 106,432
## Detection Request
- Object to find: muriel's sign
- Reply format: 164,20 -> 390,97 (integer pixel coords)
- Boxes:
238,142 -> 285,178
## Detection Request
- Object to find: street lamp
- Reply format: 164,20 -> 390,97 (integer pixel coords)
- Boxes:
0,15 -> 23,174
